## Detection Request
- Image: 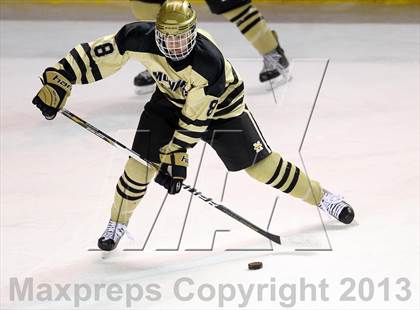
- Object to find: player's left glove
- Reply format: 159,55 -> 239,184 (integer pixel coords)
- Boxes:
155,147 -> 188,195
32,68 -> 72,120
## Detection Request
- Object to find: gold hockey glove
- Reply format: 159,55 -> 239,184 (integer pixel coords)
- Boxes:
155,147 -> 189,195
32,68 -> 72,120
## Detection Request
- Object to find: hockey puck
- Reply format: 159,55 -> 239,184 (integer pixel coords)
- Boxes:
248,261 -> 263,270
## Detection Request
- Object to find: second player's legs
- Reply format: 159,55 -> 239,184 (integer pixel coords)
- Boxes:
209,0 -> 278,55
207,0 -> 290,83
130,0 -> 290,92
129,0 -> 162,21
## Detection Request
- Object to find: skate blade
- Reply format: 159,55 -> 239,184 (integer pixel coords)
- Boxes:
264,73 -> 292,91
134,84 -> 155,96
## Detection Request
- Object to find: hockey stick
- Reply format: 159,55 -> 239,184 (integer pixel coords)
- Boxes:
60,108 -> 281,245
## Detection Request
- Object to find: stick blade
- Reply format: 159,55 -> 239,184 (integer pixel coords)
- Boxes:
265,232 -> 281,245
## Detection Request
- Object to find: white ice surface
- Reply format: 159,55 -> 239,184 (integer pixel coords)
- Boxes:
1,20 -> 419,309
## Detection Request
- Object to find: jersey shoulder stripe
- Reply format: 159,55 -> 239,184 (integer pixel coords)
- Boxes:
58,58 -> 77,83
81,43 -> 103,81
69,48 -> 88,84
179,113 -> 210,127
217,82 -> 244,110
214,96 -> 244,117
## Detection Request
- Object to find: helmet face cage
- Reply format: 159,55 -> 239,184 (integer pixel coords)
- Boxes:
155,26 -> 197,61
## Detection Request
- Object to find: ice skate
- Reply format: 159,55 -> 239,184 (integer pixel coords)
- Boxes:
319,190 -> 355,224
259,32 -> 291,85
97,219 -> 127,251
133,70 -> 155,95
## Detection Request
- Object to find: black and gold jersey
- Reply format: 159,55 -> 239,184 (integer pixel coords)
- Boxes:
53,22 -> 245,152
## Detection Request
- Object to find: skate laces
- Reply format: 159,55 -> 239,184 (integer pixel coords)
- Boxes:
102,220 -> 127,241
263,49 -> 288,72
319,191 -> 348,219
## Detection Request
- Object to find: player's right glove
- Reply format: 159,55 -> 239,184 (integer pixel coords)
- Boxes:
32,68 -> 72,120
155,147 -> 188,195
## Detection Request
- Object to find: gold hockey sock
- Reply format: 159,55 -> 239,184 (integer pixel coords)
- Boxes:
111,158 -> 157,225
129,0 -> 161,21
246,152 -> 323,205
222,4 -> 278,55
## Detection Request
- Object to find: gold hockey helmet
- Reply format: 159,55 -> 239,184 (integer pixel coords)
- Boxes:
155,0 -> 197,61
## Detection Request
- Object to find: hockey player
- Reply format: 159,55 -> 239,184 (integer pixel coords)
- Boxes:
32,0 -> 354,251
130,0 -> 290,94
